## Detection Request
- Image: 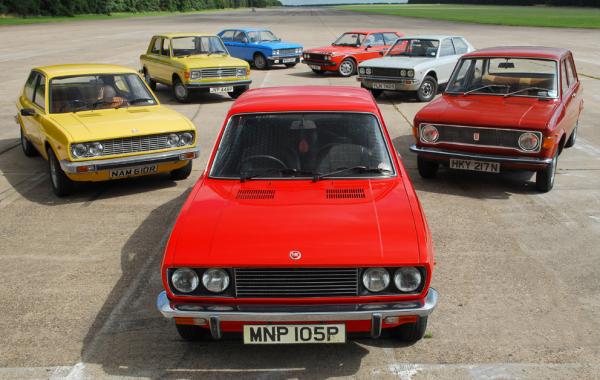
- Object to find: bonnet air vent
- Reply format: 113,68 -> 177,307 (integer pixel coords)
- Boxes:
236,189 -> 275,200
326,188 -> 365,199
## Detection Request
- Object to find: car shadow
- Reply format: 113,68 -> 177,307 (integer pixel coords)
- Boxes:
392,135 -> 537,199
376,91 -> 421,104
79,192 -> 371,379
286,71 -> 343,79
153,84 -> 237,106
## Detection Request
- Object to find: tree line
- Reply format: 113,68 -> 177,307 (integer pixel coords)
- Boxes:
408,0 -> 599,6
0,0 -> 282,17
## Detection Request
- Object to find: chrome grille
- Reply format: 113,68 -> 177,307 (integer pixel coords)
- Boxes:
234,268 -> 359,298
199,67 -> 241,78
426,124 -> 541,152
80,132 -> 194,157
278,48 -> 299,56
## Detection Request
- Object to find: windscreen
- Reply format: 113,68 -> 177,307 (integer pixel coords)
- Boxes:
247,31 -> 278,43
333,33 -> 366,47
171,36 -> 227,57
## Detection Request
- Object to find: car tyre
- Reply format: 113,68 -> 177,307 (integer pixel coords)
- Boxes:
228,86 -> 249,99
285,62 -> 297,68
20,127 -> 37,157
172,77 -> 189,103
564,120 -> 578,148
175,323 -> 211,341
369,88 -> 382,98
47,147 -> 74,197
417,156 -> 439,179
391,316 -> 428,343
338,58 -> 356,77
143,68 -> 157,91
417,76 -> 437,102
536,149 -> 558,193
253,53 -> 270,70
170,161 -> 193,181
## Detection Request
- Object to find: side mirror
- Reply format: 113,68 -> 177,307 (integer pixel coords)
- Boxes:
379,51 -> 385,56
242,38 -> 248,44
21,108 -> 36,117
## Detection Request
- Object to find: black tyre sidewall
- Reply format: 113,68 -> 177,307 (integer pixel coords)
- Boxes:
254,53 -> 268,70
171,161 -> 193,180
143,68 -> 156,91
338,58 -> 356,77
417,76 -> 437,102
20,127 -> 37,157
47,147 -> 73,196
417,156 -> 439,179
536,150 -> 558,192
172,77 -> 189,103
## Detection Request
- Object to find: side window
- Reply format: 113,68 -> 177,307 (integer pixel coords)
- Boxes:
234,31 -> 247,43
452,38 -> 469,54
33,74 -> 46,110
383,33 -> 399,45
440,39 -> 455,57
151,37 -> 161,54
561,60 -> 569,98
220,30 -> 235,42
566,56 -> 576,87
161,39 -> 170,56
24,71 -> 37,101
365,33 -> 385,47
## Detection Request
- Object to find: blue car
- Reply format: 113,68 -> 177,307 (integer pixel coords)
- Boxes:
218,28 -> 303,70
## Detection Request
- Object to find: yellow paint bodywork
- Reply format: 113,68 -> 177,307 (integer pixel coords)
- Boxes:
140,33 -> 251,86
16,64 -> 197,182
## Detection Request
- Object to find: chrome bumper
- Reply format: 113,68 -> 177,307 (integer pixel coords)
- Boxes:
157,288 -> 438,339
410,145 -> 553,167
186,80 -> 251,89
358,77 -> 421,91
60,147 -> 199,174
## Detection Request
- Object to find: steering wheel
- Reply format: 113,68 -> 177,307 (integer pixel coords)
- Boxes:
241,155 -> 288,170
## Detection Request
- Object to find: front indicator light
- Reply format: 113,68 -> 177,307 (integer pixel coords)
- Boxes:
394,267 -> 422,292
362,268 -> 390,292
420,124 -> 439,143
202,268 -> 230,293
518,132 -> 540,151
172,268 -> 200,293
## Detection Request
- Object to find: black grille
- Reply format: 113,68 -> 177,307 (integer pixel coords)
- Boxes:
326,188 -> 365,199
431,125 -> 540,151
234,268 -> 359,298
236,189 -> 275,200
307,53 -> 328,61
370,67 -> 403,77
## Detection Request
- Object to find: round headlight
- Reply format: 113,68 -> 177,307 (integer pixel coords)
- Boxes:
421,124 -> 439,143
518,132 -> 540,151
359,67 -> 365,75
362,268 -> 390,292
274,50 -> 280,55
167,133 -> 180,147
394,267 -> 422,292
88,142 -> 103,156
171,268 -> 199,293
180,132 -> 193,146
407,69 -> 415,78
400,69 -> 407,77
71,143 -> 88,158
202,268 -> 230,293
365,68 -> 372,75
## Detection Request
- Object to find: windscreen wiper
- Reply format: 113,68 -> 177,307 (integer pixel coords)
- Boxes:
463,84 -> 509,95
503,87 -> 551,98
313,166 -> 392,182
241,168 -> 313,182
128,98 -> 154,105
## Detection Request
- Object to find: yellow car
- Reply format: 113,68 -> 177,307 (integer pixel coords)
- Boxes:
15,64 -> 199,197
140,33 -> 251,102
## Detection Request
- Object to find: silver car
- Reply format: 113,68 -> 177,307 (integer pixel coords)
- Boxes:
357,35 -> 474,102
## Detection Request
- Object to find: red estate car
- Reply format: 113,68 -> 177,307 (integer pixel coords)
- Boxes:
158,86 -> 437,344
411,46 -> 583,192
302,30 -> 403,77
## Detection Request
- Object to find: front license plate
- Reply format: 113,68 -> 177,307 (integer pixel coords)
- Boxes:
210,86 -> 233,94
372,82 -> 395,90
309,64 -> 321,70
283,58 -> 296,63
243,324 -> 346,344
449,158 -> 500,173
109,164 -> 158,178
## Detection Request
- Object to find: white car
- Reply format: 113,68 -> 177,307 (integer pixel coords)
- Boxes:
357,35 -> 474,102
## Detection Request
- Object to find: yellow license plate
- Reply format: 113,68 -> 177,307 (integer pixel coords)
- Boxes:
109,164 -> 158,178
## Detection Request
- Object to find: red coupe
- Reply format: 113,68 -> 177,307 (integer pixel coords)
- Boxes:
158,86 -> 437,344
411,47 -> 583,192
302,30 -> 403,77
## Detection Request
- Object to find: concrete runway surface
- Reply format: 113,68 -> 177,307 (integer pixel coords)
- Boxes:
0,7 -> 599,379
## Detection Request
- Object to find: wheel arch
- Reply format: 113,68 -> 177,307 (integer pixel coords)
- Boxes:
424,70 -> 438,81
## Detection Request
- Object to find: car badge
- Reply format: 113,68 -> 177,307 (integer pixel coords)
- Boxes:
131,128 -> 139,134
473,132 -> 480,142
289,251 -> 302,260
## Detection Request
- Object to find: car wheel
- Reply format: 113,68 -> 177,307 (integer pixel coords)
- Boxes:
391,316 -> 428,343
143,68 -> 157,91
417,156 -> 439,179
172,77 -> 189,103
311,68 -> 325,74
285,62 -> 297,68
253,53 -> 270,70
564,120 -> 578,148
536,149 -> 558,192
170,161 -> 193,181
369,88 -> 382,98
175,323 -> 211,341
417,76 -> 438,102
20,127 -> 37,157
228,86 -> 249,99
47,147 -> 74,197
338,58 -> 356,77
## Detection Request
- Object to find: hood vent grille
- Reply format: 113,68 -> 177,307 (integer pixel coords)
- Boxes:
236,189 -> 275,200
326,188 -> 365,199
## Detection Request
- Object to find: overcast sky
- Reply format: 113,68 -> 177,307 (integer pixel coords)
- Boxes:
281,0 -> 407,5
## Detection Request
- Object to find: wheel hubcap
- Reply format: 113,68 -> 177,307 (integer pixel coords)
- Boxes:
340,61 -> 354,76
421,82 -> 433,98
175,83 -> 186,98
256,56 -> 265,68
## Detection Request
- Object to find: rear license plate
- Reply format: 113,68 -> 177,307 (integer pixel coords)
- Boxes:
243,324 -> 345,344
210,86 -> 233,94
450,158 -> 500,173
372,82 -> 395,90
309,64 -> 321,70
283,58 -> 296,63
109,164 -> 158,178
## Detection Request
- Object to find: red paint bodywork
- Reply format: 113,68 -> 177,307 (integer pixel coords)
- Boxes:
303,30 -> 403,74
161,86 -> 434,333
414,47 -> 584,169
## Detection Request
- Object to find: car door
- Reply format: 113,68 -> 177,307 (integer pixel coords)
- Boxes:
361,33 -> 386,61
437,38 -> 459,84
145,37 -> 163,81
21,72 -> 47,150
220,30 -> 241,58
154,38 -> 173,83
561,55 -> 581,138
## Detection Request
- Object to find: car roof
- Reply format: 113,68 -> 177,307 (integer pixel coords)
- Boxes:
399,35 -> 460,40
464,46 -> 569,60
34,64 -> 138,79
225,27 -> 271,32
158,32 -> 216,39
345,29 -> 400,34
229,86 -> 380,115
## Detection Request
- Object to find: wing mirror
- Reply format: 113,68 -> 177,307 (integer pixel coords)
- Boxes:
364,44 -> 372,50
21,108 -> 36,117
379,51 -> 385,56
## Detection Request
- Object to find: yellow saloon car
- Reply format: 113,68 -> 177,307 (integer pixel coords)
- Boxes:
140,33 -> 251,102
16,64 -> 199,196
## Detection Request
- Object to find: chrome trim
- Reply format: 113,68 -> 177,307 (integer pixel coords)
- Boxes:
419,123 -> 543,153
60,146 -> 199,173
209,316 -> 222,339
371,313 -> 382,338
410,145 -> 553,166
156,288 -> 438,323
186,80 -> 251,89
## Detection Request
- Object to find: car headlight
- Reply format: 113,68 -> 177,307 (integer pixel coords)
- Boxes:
324,55 -> 331,61
394,267 -> 422,292
366,68 -> 372,75
359,67 -> 365,75
400,69 -> 407,77
518,132 -> 540,151
202,268 -> 230,293
303,53 -> 309,59
236,67 -> 246,77
296,48 -> 302,54
190,71 -> 201,80
88,142 -> 104,156
420,124 -> 439,143
71,143 -> 88,158
362,268 -> 390,292
180,132 -> 194,146
171,268 -> 200,293
273,50 -> 280,55
167,133 -> 180,147
407,69 -> 415,78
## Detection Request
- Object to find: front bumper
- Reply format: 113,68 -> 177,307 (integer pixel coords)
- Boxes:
358,77 -> 421,91
410,145 -> 553,168
303,59 -> 337,69
185,79 -> 252,89
268,55 -> 301,64
60,146 -> 200,173
157,288 -> 438,339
